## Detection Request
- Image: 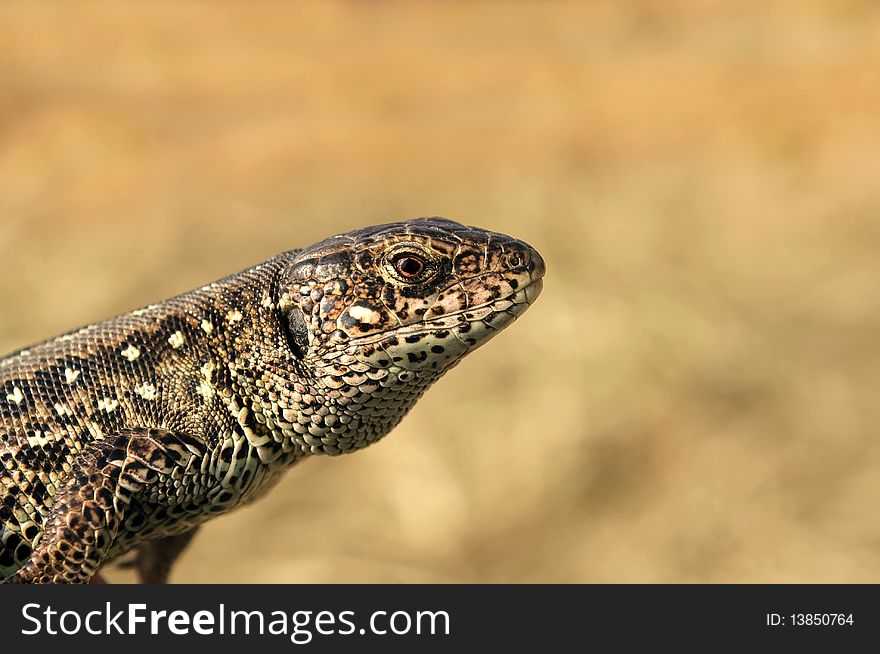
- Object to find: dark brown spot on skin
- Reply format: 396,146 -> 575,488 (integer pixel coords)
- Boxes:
5,532 -> 22,551
339,312 -> 360,330
14,543 -> 31,562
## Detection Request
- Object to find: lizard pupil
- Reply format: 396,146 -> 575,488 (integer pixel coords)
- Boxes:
395,256 -> 425,278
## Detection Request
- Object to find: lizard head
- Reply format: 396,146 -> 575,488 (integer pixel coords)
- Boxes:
279,217 -> 544,375
273,217 -> 544,452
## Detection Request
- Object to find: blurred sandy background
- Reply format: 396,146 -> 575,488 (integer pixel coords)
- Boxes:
1,0 -> 878,583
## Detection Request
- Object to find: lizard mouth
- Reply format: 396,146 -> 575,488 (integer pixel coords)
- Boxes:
346,277 -> 543,349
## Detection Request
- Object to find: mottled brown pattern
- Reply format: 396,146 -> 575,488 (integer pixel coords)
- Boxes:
0,217 -> 544,583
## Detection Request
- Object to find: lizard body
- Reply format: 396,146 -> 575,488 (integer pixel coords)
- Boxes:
0,217 -> 544,583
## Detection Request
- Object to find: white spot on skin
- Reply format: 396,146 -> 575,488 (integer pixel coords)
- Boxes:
134,383 -> 158,400
197,379 -> 214,400
64,368 -> 81,384
54,403 -> 72,417
226,310 -> 243,324
348,304 -> 382,325
98,398 -> 119,413
6,387 -> 23,404
198,361 -> 217,400
132,304 -> 158,317
88,422 -> 104,440
201,319 -> 214,334
122,344 -> 141,362
168,331 -> 185,349
26,431 -> 52,448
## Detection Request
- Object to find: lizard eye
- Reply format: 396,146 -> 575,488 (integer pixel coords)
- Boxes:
394,255 -> 425,278
384,244 -> 447,285
388,251 -> 430,282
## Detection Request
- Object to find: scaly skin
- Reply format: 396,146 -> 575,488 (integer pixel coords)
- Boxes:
0,217 -> 545,583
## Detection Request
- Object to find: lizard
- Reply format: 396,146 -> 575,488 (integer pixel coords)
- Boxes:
0,217 -> 545,584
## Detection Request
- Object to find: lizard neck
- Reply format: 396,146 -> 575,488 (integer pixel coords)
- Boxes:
190,256 -> 444,466
237,350 -> 448,466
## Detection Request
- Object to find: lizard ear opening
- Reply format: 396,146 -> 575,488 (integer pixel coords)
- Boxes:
282,306 -> 310,360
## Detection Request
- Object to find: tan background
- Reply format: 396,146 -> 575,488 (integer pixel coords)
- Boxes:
1,0 -> 878,582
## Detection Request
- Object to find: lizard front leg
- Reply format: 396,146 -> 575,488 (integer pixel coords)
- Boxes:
8,428 -> 206,584
117,527 -> 200,584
